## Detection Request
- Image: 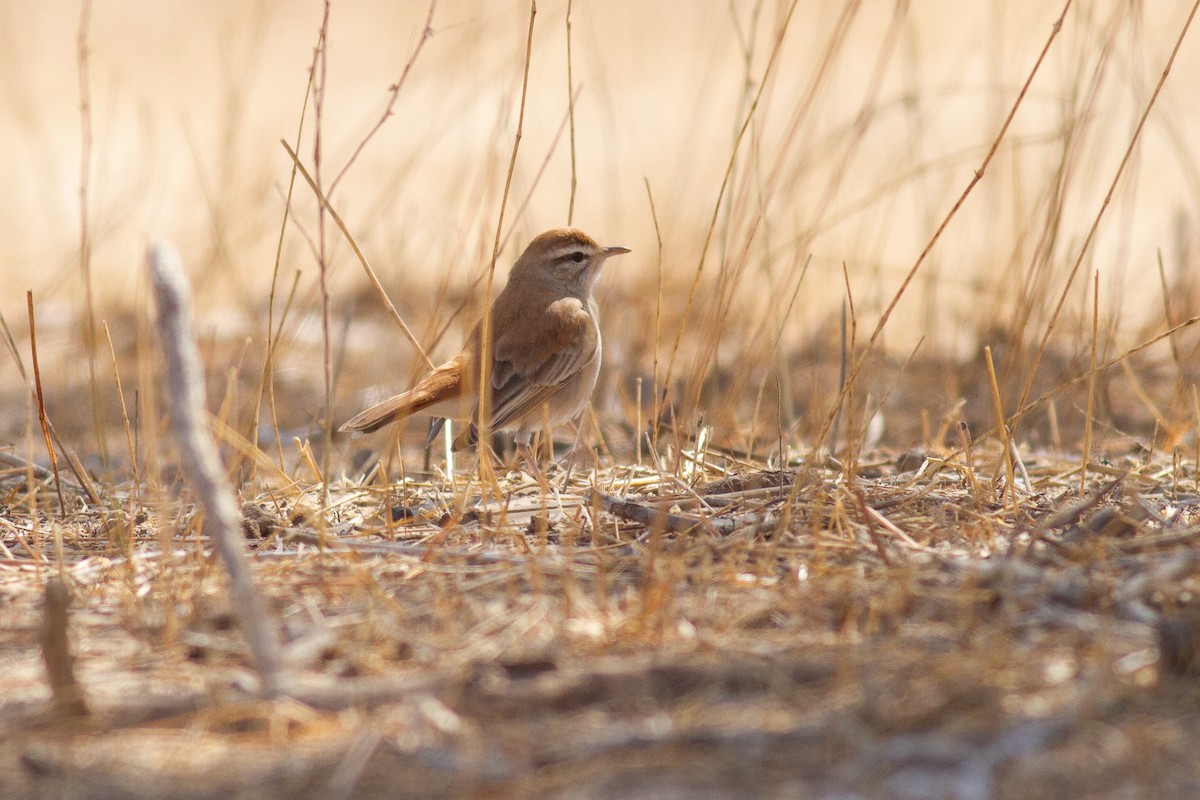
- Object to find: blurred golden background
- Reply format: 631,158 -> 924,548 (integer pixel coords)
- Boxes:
3,0 -> 1199,462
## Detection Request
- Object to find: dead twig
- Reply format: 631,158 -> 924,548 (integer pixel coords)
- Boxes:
592,490 -> 736,535
1021,474 -> 1125,557
148,242 -> 284,695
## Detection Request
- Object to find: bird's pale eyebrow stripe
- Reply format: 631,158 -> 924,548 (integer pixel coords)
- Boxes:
548,245 -> 591,261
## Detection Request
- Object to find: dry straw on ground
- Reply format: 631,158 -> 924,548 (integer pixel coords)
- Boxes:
6,436 -> 1200,797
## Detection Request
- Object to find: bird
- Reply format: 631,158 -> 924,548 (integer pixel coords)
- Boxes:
340,228 -> 631,475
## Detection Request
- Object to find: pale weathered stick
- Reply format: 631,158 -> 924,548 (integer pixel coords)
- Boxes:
41,578 -> 90,719
148,243 -> 284,693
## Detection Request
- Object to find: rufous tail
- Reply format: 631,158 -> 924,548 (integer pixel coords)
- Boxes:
339,355 -> 468,434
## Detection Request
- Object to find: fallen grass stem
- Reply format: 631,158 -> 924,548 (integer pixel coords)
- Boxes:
592,489 -> 735,536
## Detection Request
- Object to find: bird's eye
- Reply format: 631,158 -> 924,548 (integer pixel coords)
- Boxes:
570,251 -> 586,263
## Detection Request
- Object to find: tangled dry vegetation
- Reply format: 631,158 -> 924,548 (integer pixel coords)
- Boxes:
6,374 -> 1200,797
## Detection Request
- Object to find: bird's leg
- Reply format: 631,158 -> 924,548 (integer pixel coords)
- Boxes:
515,431 -> 550,493
557,418 -> 588,463
556,418 -> 594,487
556,416 -> 594,466
471,440 -> 506,502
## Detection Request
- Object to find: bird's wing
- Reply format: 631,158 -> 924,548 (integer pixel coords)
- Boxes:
485,297 -> 596,431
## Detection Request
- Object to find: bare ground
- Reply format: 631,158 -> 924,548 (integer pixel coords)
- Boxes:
4,440 -> 1200,799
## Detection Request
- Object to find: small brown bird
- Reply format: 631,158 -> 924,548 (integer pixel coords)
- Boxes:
340,228 -> 630,470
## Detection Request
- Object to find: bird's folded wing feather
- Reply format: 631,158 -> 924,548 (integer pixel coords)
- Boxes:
485,297 -> 595,430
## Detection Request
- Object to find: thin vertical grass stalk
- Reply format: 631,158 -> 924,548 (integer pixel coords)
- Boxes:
510,92 -> 581,233
660,0 -> 801,414
26,292 -> 66,518
312,1 -> 333,517
403,89 -> 579,364
1192,386 -> 1200,494
635,377 -> 643,466
328,0 -> 437,196
984,346 -> 1018,517
1156,249 -> 1188,433
719,0 -> 764,265
838,262 -> 858,467
479,0 -> 537,487
1082,271 -> 1098,494
1012,0 -> 1200,436
1001,313 -> 1200,442
9,298 -> 97,505
148,242 -> 283,694
76,0 -> 106,469
833,296 -> 848,459
760,0 -> 862,200
103,322 -> 139,501
808,0 -> 1073,459
281,141 -> 435,372
643,179 -> 665,454
256,25 -> 320,479
565,0 -> 578,225
263,271 -> 303,470
746,251 -> 810,461
956,421 -> 982,498
807,0 -> 908,235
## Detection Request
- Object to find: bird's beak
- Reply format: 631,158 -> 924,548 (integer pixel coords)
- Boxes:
602,245 -> 631,258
